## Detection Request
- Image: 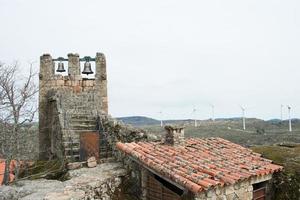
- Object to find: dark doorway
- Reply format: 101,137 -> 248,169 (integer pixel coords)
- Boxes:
146,173 -> 184,200
253,181 -> 267,200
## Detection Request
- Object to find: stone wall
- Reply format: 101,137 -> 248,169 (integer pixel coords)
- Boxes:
100,117 -> 156,199
0,124 -> 39,160
164,125 -> 185,146
195,174 -> 272,200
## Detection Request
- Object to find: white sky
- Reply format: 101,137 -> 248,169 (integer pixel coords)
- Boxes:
0,0 -> 299,120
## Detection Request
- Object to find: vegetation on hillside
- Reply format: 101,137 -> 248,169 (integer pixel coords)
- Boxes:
252,145 -> 300,200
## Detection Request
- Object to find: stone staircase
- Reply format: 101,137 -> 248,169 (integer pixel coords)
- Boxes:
61,96 -> 98,162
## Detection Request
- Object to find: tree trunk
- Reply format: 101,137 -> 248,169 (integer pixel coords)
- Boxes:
2,158 -> 11,185
14,159 -> 20,181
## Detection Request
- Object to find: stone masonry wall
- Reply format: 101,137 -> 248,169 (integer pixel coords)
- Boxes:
0,124 -> 39,160
195,174 -> 272,200
164,126 -> 185,146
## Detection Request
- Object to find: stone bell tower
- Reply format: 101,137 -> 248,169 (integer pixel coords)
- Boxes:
39,53 -> 108,160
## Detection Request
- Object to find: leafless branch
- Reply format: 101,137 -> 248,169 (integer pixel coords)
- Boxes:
0,61 -> 38,185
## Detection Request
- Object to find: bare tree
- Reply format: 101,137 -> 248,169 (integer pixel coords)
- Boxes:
0,62 -> 38,185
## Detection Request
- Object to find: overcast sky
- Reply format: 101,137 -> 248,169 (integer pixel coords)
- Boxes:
0,0 -> 299,120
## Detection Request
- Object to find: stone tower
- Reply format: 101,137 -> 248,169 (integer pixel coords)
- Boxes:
39,53 -> 108,160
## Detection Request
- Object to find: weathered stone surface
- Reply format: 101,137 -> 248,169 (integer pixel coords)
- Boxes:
67,162 -> 82,170
0,162 -> 126,200
44,190 -> 85,200
0,179 -> 65,200
87,157 -> 97,168
194,179 -> 258,200
164,125 -> 185,146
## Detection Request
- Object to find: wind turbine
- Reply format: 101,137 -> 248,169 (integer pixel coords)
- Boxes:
192,107 -> 197,127
159,111 -> 163,127
280,104 -> 284,121
287,105 -> 292,132
209,104 -> 215,121
240,106 -> 246,130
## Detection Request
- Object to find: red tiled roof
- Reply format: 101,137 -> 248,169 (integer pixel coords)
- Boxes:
116,137 -> 283,194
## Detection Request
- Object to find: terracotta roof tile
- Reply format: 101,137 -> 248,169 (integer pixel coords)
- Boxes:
116,137 -> 283,193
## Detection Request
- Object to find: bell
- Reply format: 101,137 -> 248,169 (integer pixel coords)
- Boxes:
56,62 -> 66,72
82,61 -> 93,75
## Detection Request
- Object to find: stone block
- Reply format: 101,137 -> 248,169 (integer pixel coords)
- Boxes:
67,162 -> 82,170
73,85 -> 82,93
74,75 -> 82,81
56,79 -> 64,86
44,190 -> 85,200
216,195 -> 227,200
195,192 -> 206,199
226,193 -> 236,200
83,80 -> 95,87
225,185 -> 234,195
87,157 -> 97,168
206,189 -> 215,197
65,80 -> 71,86
247,185 -> 253,192
215,187 -> 224,195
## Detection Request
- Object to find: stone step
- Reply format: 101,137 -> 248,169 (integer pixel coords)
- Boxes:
62,137 -> 79,144
66,155 -> 80,161
62,134 -> 80,139
63,141 -> 80,147
70,124 -> 96,130
69,123 -> 97,128
69,114 -> 97,120
63,128 -> 98,134
70,119 -> 97,124
64,147 -> 80,152
63,129 -> 98,134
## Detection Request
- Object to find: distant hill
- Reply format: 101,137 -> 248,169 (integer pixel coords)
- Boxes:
116,117 -> 197,126
116,116 -> 160,126
116,116 -> 300,128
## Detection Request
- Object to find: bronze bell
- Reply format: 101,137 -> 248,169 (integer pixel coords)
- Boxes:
56,62 -> 66,72
82,61 -> 93,75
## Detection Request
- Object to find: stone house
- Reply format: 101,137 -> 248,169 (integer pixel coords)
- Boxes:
116,126 -> 283,200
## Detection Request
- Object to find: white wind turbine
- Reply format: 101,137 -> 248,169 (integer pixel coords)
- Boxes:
192,107 -> 197,127
159,111 -> 163,127
240,106 -> 246,130
280,104 -> 284,121
287,105 -> 292,132
209,104 -> 215,121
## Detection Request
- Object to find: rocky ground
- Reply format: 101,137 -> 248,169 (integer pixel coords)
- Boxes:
0,162 -> 126,200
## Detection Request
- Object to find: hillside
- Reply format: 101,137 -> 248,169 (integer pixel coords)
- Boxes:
116,116 -> 300,132
116,116 -> 160,126
251,144 -> 300,199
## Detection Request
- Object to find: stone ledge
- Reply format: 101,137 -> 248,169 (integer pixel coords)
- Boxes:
0,162 -> 126,200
